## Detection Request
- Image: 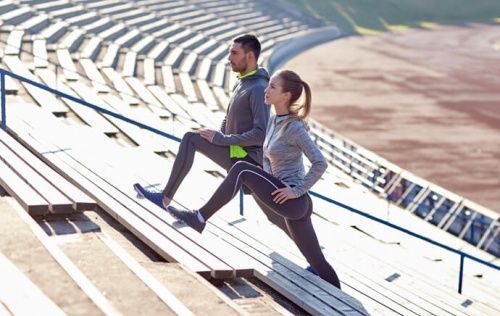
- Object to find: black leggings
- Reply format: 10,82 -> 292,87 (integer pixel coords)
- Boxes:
199,161 -> 341,288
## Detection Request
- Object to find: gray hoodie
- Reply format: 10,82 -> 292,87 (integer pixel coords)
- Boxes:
212,68 -> 270,165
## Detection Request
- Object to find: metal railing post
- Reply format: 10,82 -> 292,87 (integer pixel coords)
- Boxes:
239,188 -> 244,216
1,72 -> 6,130
458,254 -> 465,294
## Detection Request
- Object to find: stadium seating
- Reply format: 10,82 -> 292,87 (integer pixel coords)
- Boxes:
0,0 -> 498,314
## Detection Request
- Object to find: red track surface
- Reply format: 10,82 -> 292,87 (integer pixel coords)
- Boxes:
286,24 -> 500,213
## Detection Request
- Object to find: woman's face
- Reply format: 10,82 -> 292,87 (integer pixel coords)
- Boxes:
264,75 -> 288,106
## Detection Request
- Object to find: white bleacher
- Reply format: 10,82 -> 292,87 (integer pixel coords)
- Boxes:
4,30 -> 24,56
2,6 -> 32,25
164,29 -> 194,45
177,33 -> 205,50
35,68 -> 117,136
178,72 -> 198,103
79,59 -> 111,93
58,28 -> 85,52
83,0 -> 124,11
80,37 -> 102,61
212,86 -> 229,108
211,61 -> 226,87
163,46 -> 183,67
179,52 -> 198,75
151,23 -> 181,39
32,0 -> 71,12
206,44 -> 228,61
19,14 -> 50,34
130,35 -> 155,55
3,56 -> 68,114
161,65 -> 176,93
214,27 -> 246,42
147,85 -> 191,119
143,58 -> 155,86
83,17 -> 114,34
147,41 -> 170,61
48,4 -> 86,20
112,8 -> 146,22
196,57 -> 212,80
125,13 -> 157,28
100,43 -> 120,68
97,2 -> 133,16
114,29 -> 142,49
33,39 -> 49,68
138,18 -> 170,34
122,51 -> 137,77
39,21 -> 68,43
100,67 -> 139,105
98,23 -> 128,42
189,19 -> 222,33
191,38 -> 218,56
162,9 -> 204,23
196,79 -> 219,110
124,76 -> 171,118
178,13 -> 217,28
65,11 -> 99,27
56,49 -> 80,81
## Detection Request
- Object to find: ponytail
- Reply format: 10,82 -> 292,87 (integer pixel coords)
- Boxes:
275,70 -> 312,120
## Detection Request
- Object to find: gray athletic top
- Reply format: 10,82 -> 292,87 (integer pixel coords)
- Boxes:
263,114 -> 327,197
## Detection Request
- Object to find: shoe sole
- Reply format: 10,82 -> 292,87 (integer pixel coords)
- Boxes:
133,183 -> 146,199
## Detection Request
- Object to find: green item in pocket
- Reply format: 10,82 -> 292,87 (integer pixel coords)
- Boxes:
230,145 -> 248,158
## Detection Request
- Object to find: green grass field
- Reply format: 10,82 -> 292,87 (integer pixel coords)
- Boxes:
281,0 -> 500,35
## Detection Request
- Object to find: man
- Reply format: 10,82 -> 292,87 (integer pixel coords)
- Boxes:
134,34 -> 270,209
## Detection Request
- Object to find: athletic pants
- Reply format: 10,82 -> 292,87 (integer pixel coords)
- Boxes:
162,131 -> 256,198
199,160 -> 341,288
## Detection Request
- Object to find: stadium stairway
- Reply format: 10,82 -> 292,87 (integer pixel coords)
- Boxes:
0,0 -> 499,314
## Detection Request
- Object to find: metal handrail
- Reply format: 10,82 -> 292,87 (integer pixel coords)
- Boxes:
0,67 -> 498,295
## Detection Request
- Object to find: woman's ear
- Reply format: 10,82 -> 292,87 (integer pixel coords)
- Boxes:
283,91 -> 292,105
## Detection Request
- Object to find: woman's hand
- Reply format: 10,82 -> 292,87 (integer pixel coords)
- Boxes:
272,183 -> 296,204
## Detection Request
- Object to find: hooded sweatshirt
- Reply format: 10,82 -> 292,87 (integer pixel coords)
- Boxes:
212,68 -> 270,165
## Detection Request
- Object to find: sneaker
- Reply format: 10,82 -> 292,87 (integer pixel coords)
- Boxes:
306,265 -> 318,276
133,183 -> 165,209
166,206 -> 206,233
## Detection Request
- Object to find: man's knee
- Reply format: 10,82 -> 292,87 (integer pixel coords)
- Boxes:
181,131 -> 197,143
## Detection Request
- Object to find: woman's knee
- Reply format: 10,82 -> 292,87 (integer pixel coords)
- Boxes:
230,160 -> 255,174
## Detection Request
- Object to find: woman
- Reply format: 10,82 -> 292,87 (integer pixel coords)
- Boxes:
167,70 -> 341,288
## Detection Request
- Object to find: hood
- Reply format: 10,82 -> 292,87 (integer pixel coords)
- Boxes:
240,67 -> 270,81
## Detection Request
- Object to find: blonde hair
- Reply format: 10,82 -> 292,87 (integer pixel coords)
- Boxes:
276,70 -> 311,120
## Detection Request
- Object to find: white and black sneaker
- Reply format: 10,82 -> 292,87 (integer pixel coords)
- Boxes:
167,206 -> 206,233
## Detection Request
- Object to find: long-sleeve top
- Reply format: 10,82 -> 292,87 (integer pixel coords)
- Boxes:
212,68 -> 270,165
263,114 -> 327,197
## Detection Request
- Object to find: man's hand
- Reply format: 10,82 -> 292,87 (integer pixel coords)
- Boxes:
199,129 -> 216,143
272,183 -> 296,204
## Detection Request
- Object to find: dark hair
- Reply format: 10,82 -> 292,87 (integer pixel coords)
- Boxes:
276,70 -> 311,120
233,34 -> 261,60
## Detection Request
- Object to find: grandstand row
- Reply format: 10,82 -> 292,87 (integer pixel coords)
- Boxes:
0,0 -> 498,315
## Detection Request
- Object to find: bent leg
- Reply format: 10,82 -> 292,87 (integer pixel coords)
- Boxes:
286,200 -> 341,288
162,132 -> 232,199
253,194 -> 290,238
199,161 -> 309,221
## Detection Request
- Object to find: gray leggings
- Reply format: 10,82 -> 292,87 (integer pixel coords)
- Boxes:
162,131 -> 256,198
199,161 -> 341,288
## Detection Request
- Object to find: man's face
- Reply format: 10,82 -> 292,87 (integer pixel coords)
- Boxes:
228,42 -> 251,73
